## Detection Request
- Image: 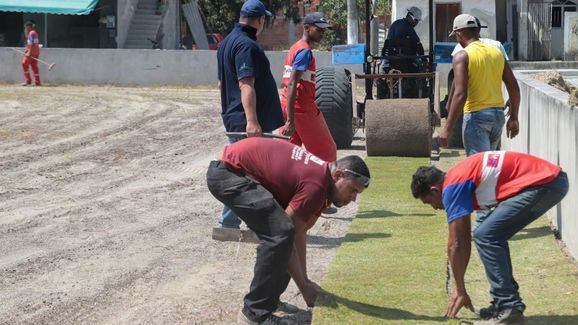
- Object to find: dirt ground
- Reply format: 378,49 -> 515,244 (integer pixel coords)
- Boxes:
0,85 -> 365,324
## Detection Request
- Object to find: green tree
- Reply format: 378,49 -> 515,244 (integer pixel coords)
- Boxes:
318,0 -> 390,49
193,0 -> 298,36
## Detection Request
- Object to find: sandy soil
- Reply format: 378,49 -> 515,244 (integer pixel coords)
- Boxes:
0,85 -> 365,324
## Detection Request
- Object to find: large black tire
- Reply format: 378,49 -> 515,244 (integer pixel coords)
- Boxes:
315,67 -> 353,149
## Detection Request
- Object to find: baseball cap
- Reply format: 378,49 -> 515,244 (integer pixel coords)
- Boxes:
303,12 -> 332,29
240,0 -> 272,18
449,14 -> 486,36
407,11 -> 419,22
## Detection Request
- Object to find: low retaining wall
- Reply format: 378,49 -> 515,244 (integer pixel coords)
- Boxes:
0,48 -> 362,87
502,71 -> 578,260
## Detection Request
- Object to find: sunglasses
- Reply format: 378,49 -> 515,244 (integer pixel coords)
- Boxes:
344,169 -> 371,187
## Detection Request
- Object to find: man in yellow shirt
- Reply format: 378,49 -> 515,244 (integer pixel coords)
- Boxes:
440,14 -> 520,156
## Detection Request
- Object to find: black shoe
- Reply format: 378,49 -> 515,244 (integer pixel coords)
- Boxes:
237,310 -> 297,325
477,301 -> 499,320
322,206 -> 338,214
474,308 -> 524,325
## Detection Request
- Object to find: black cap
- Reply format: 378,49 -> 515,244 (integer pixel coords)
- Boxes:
303,12 -> 332,29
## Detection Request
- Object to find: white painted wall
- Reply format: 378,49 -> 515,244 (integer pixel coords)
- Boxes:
0,48 -> 362,87
564,12 -> 578,60
501,71 -> 578,260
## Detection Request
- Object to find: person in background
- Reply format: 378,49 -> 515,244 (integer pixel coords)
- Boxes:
281,12 -> 336,163
21,20 -> 41,86
215,0 -> 285,239
440,14 -> 520,156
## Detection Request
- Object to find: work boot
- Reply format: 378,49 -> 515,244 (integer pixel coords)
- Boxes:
474,308 -> 525,325
275,301 -> 300,315
240,229 -> 259,243
477,301 -> 499,320
212,227 -> 240,241
322,206 -> 338,215
212,227 -> 259,243
237,309 -> 297,325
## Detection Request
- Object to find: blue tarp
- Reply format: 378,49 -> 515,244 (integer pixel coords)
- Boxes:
0,0 -> 98,15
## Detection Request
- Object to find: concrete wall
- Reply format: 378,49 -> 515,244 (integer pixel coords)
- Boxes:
0,48 -> 363,87
501,71 -> 578,260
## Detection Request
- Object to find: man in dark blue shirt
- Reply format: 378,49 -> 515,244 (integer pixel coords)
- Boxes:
215,0 -> 285,233
386,10 -> 424,56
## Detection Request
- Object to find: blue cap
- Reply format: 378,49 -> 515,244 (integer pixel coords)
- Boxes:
240,0 -> 272,18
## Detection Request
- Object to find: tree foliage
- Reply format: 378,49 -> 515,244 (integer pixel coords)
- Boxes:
193,0 -> 390,48
319,0 -> 390,48
194,0 -> 298,35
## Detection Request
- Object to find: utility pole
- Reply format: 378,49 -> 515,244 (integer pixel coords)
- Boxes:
347,0 -> 358,44
369,0 -> 378,55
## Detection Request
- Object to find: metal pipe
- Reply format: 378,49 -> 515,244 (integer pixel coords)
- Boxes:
364,0 -> 372,100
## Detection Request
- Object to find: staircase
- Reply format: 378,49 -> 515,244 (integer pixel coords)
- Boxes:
124,0 -> 163,49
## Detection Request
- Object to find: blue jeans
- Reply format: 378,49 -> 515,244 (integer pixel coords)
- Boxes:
463,108 -> 505,157
220,136 -> 243,228
473,172 -> 569,311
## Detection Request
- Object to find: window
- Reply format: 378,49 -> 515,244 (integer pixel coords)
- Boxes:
552,6 -> 562,27
436,3 -> 461,42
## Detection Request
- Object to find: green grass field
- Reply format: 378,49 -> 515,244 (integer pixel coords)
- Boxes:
312,156 -> 578,325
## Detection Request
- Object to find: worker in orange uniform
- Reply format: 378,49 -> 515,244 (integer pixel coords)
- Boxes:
281,12 -> 336,162
22,20 -> 41,86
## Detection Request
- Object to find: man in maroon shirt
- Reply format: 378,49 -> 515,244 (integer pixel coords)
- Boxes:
207,137 -> 370,324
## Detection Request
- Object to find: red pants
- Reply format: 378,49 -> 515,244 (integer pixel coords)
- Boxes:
22,56 -> 40,85
281,102 -> 337,162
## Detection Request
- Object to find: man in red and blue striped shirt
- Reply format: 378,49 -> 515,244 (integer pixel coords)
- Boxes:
411,151 -> 568,324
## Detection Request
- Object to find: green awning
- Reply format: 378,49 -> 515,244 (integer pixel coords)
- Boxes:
0,0 -> 99,15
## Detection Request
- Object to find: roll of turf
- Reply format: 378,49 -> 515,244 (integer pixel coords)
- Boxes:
365,98 -> 432,157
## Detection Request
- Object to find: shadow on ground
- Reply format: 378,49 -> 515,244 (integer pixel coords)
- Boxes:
440,150 -> 462,158
458,315 -> 578,325
357,210 -> 435,218
349,144 -> 366,151
510,226 -> 553,241
317,290 -> 446,322
308,232 -> 391,247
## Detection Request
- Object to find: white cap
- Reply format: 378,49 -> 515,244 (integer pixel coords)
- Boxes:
449,14 -> 483,37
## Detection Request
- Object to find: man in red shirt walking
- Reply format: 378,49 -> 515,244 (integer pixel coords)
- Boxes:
207,138 -> 370,324
411,151 -> 568,324
281,12 -> 336,162
22,20 -> 41,86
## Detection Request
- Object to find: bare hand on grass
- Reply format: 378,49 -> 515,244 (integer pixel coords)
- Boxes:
302,280 -> 322,307
445,289 -> 474,319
